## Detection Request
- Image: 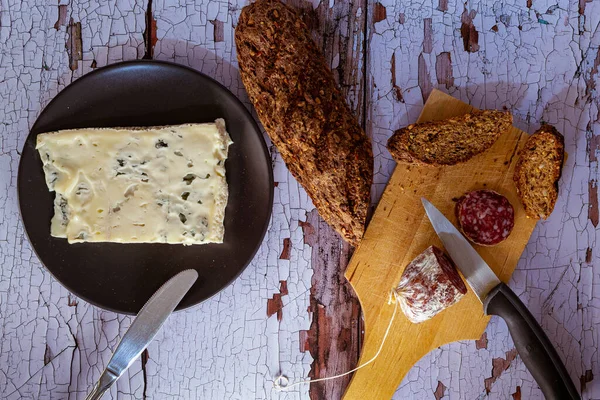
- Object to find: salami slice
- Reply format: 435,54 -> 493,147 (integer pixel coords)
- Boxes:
456,189 -> 515,246
394,246 -> 467,324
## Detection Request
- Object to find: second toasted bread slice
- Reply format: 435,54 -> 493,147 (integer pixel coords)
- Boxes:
387,110 -> 513,165
513,124 -> 564,219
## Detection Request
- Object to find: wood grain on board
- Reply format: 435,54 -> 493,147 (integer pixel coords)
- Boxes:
343,89 -> 538,399
2,0 -> 599,398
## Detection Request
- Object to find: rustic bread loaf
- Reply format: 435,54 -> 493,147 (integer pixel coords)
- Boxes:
513,124 -> 564,219
387,110 -> 513,165
235,0 -> 373,246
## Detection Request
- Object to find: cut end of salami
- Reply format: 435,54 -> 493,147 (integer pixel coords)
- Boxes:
394,246 -> 467,324
455,189 -> 515,246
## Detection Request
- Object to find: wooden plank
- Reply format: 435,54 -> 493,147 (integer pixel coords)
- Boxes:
343,89 -> 538,399
286,2 -> 367,399
2,0 -> 600,398
151,1 -> 367,399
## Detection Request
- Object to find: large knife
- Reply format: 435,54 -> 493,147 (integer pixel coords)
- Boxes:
422,198 -> 580,400
85,269 -> 199,400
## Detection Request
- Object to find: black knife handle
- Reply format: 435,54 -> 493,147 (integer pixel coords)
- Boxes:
484,283 -> 580,400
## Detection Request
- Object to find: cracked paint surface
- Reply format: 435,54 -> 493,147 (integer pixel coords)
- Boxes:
1,2 -> 147,399
370,0 -> 600,398
0,0 -> 599,399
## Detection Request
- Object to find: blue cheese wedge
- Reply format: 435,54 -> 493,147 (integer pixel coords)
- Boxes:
36,119 -> 232,245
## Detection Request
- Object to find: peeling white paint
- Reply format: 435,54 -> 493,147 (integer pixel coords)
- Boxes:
376,0 -> 600,398
0,0 -> 599,399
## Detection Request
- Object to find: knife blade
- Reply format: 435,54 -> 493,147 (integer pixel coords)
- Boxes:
421,198 -> 500,302
421,198 -> 580,400
85,269 -> 198,400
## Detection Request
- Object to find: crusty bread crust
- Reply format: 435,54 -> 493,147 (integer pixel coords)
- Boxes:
235,0 -> 373,245
387,110 -> 513,166
513,124 -> 564,219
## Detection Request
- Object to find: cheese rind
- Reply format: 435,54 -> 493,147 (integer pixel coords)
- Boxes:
36,120 -> 232,245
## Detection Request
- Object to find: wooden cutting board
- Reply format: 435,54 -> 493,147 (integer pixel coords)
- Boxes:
342,89 -> 538,399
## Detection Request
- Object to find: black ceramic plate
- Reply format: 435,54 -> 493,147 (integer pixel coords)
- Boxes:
18,60 -> 273,315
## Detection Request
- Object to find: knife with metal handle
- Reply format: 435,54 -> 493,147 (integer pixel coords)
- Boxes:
422,198 -> 580,400
85,269 -> 198,400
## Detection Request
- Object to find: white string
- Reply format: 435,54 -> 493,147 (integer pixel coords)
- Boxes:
273,289 -> 400,391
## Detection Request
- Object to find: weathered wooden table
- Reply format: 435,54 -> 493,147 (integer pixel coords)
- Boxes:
1,0 -> 598,399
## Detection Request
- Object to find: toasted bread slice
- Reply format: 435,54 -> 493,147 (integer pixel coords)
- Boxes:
387,110 -> 513,165
513,124 -> 564,219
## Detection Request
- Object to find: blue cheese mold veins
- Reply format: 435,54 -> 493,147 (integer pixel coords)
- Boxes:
35,119 -> 232,245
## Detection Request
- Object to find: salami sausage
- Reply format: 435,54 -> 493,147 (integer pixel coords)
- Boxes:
394,246 -> 467,323
456,189 -> 515,246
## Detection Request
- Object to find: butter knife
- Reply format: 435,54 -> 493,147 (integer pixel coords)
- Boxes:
85,269 -> 198,400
